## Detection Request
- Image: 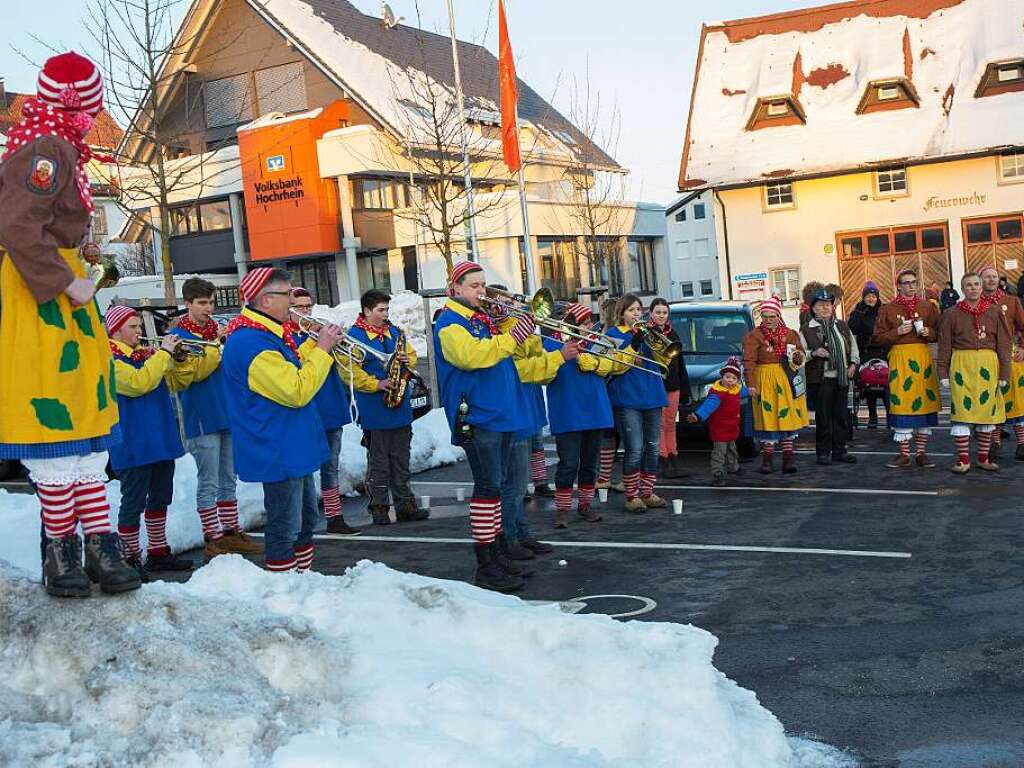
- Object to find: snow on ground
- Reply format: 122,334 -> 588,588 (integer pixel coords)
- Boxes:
0,556 -> 855,767
0,408 -> 462,579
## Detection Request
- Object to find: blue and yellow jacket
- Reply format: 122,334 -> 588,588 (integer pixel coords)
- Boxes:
338,323 -> 417,431
221,308 -> 332,483
606,325 -> 670,410
542,336 -> 621,434
509,332 -> 565,439
295,333 -> 352,432
108,341 -> 193,471
167,327 -> 230,439
434,299 -> 534,442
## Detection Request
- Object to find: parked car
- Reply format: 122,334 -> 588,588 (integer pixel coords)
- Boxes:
670,301 -> 758,458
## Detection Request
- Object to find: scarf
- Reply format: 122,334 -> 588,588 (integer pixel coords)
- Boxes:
354,312 -> 391,339
109,341 -> 156,364
956,297 -> 992,335
820,318 -> 850,387
225,311 -> 298,353
893,294 -> 921,317
759,320 -> 789,360
176,316 -> 218,341
648,319 -> 671,334
1,98 -> 115,214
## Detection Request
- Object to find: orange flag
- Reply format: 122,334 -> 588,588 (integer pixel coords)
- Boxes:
498,0 -> 521,173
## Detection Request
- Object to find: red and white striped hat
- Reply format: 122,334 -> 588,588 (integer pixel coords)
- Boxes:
563,302 -> 592,325
759,295 -> 784,317
447,260 -> 483,296
104,305 -> 138,336
239,267 -> 276,304
37,52 -> 104,116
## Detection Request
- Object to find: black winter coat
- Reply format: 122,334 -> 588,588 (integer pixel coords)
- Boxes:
659,326 -> 690,401
847,301 -> 887,361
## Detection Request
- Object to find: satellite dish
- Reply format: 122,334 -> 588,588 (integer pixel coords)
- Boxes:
381,2 -> 404,29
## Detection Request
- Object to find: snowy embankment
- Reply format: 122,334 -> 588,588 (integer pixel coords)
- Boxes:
0,408 -> 462,578
0,557 -> 854,767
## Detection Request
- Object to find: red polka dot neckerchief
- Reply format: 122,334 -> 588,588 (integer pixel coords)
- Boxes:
225,312 -> 298,354
109,341 -> 156,364
1,98 -> 115,214
759,321 -> 790,360
956,296 -> 994,335
176,316 -> 218,341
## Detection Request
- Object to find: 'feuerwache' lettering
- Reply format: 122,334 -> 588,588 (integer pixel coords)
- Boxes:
922,192 -> 985,213
254,177 -> 304,205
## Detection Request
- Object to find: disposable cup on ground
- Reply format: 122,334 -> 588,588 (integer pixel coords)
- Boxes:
598,488 -> 609,503
672,499 -> 683,515
420,495 -> 430,509
456,487 -> 465,502
527,483 -> 536,495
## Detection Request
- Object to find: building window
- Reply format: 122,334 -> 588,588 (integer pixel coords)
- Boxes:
921,227 -> 945,250
764,182 -> 794,209
1000,151 -> 1024,181
856,79 -> 919,114
694,238 -> 710,259
893,230 -> 918,253
976,59 -> 1024,98
92,206 -> 108,238
626,238 -> 656,293
675,241 -> 689,260
746,96 -> 806,131
255,62 -> 307,116
204,73 -> 255,129
681,282 -> 694,298
537,237 -> 579,300
693,203 -> 706,219
586,237 -> 622,293
356,250 -> 392,292
674,209 -> 687,222
290,259 -> 338,306
169,199 -> 233,238
700,279 -> 714,296
966,222 -> 993,244
875,167 -> 908,196
770,267 -> 800,303
353,178 -> 410,210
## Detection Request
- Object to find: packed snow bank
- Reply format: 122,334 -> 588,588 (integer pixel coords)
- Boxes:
313,289 -> 441,358
0,409 -> 462,578
0,557 -> 854,767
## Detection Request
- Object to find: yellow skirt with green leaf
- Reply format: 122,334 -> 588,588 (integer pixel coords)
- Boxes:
886,343 -> 940,429
0,247 -> 119,458
949,349 -> 1004,425
752,362 -> 808,440
1000,360 -> 1024,423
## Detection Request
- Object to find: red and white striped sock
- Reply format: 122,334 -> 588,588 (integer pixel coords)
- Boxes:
623,472 -> 641,500
954,435 -> 970,464
780,438 -> 795,455
295,543 -> 314,573
899,439 -> 912,458
74,482 -> 113,535
198,506 -> 223,540
1015,423 -> 1024,445
976,431 -> 993,463
640,472 -> 657,498
578,484 -> 596,508
554,487 -> 573,512
37,484 -> 76,538
598,448 -> 615,484
144,509 -> 169,555
266,557 -> 296,572
991,429 -> 1002,447
117,525 -> 141,558
469,498 -> 498,544
492,500 -> 503,538
530,450 -> 547,484
913,433 -> 928,456
217,500 -> 240,533
322,486 -> 342,519
761,442 -> 775,458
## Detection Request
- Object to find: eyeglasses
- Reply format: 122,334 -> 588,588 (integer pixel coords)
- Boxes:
262,291 -> 291,297
899,280 -> 918,286
292,303 -> 314,310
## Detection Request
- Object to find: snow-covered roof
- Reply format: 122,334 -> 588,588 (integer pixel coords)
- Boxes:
678,0 -> 1024,191
247,0 -> 619,169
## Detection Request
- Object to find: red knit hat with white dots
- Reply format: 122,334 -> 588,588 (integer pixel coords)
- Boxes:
37,52 -> 104,116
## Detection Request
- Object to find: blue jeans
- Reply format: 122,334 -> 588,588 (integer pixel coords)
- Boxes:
462,427 -> 513,501
118,460 -> 175,529
315,428 -> 344,533
501,438 -> 531,542
186,431 -> 236,510
262,474 -> 318,565
614,407 -> 662,475
554,429 -> 602,489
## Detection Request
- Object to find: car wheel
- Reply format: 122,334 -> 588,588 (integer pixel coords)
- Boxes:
737,437 -> 759,460
0,459 -> 20,482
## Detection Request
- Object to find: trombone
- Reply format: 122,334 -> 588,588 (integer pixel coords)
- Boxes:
288,309 -> 391,366
633,324 -> 683,362
139,336 -> 219,358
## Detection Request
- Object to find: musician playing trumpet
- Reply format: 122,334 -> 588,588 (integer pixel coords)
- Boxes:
337,289 -> 426,526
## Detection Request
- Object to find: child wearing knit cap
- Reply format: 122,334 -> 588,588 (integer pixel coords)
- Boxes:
687,357 -> 748,486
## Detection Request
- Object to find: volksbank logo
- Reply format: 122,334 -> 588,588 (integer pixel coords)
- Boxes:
266,155 -> 286,172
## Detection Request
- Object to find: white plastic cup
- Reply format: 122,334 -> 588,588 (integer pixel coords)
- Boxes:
598,488 -> 609,503
420,495 -> 430,510
672,499 -> 683,515
913,319 -> 924,333
456,487 -> 465,502
527,483 -> 536,495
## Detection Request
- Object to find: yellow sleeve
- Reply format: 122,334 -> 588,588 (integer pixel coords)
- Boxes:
515,348 -> 565,385
341,359 -> 382,394
405,338 -> 418,370
192,345 -> 222,383
165,353 -> 203,393
247,347 -> 333,408
577,351 -> 621,377
114,351 -> 173,397
439,323 -> 518,370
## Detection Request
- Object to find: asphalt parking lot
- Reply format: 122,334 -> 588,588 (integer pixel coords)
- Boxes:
264,416 -> 1024,768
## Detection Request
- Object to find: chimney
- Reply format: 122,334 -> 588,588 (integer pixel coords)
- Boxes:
0,78 -> 6,104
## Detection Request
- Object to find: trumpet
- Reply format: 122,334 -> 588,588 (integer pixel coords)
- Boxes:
139,336 -> 219,360
633,324 -> 683,362
288,309 -> 391,366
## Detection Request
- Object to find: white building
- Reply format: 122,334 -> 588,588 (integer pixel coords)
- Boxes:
665,190 -> 720,301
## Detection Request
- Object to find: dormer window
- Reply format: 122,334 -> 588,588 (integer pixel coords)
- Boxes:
857,79 -> 919,114
746,96 -> 806,131
976,59 -> 1024,97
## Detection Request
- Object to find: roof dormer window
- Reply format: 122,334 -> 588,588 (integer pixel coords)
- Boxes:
856,79 -> 919,114
976,59 -> 1024,98
746,96 -> 806,131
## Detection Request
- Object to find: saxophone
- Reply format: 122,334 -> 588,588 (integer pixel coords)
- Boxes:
384,329 -> 413,408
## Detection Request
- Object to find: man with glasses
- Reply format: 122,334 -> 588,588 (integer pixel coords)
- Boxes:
872,269 -> 941,468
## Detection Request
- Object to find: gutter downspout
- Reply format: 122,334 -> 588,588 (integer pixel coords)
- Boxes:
713,189 -> 733,300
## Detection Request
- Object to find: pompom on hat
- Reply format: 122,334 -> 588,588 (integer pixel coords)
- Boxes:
104,305 -> 138,336
721,356 -> 742,379
239,267 -> 276,304
37,52 -> 104,116
759,295 -> 784,317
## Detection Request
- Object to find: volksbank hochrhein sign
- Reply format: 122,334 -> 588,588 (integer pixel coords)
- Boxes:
253,177 -> 304,205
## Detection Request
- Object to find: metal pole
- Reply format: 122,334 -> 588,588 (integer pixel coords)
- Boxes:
445,0 -> 480,261
515,105 -> 537,294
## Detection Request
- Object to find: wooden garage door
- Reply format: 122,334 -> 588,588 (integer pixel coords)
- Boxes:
963,214 -> 1024,284
837,224 -> 951,304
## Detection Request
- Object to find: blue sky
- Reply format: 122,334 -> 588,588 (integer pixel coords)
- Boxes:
1,0 -> 810,204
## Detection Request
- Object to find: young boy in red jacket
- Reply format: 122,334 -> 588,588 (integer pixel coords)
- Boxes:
687,356 -> 747,486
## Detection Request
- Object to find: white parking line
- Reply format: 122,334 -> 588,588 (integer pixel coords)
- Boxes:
247,532 -> 911,559
411,479 -> 940,497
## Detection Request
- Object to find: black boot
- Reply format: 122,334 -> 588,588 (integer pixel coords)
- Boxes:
533,483 -> 555,497
84,532 -> 142,594
474,544 -> 524,593
123,554 -> 151,583
369,505 -> 392,525
326,516 -> 362,535
395,499 -> 429,522
502,538 -> 537,560
492,536 -> 534,576
145,548 -> 194,572
520,538 -> 554,554
42,535 -> 91,598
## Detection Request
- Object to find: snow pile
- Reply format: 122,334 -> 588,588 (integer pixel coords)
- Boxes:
0,409 -> 461,578
314,289 -> 432,357
0,557 -> 854,767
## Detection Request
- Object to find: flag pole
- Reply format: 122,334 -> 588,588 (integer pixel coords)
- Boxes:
445,0 -> 480,262
515,104 -> 537,295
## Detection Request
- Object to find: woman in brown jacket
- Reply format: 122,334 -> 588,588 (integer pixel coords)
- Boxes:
938,272 -> 1012,473
742,295 -> 808,474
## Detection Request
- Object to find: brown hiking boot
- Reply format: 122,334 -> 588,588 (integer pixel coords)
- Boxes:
915,453 -> 936,468
553,509 -> 570,529
951,460 -> 971,474
204,536 -> 231,559
624,497 -> 647,513
988,441 -> 1001,461
887,454 -> 912,468
759,452 -> 774,474
977,459 -> 999,472
217,530 -> 264,555
781,451 -> 797,475
642,493 -> 667,509
576,504 -> 602,522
